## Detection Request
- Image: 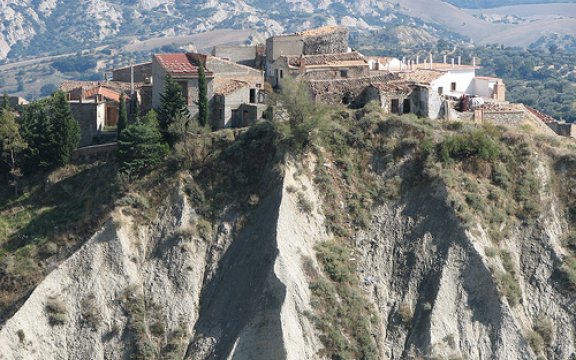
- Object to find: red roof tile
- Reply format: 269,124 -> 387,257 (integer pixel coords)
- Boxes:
155,53 -> 199,74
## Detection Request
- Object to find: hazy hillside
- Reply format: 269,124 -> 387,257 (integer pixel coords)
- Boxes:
443,0 -> 576,9
1,0 -> 575,62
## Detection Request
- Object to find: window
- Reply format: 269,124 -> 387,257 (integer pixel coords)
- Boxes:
340,70 -> 348,78
451,82 -> 457,92
279,70 -> 284,79
438,87 -> 444,95
250,89 -> 256,103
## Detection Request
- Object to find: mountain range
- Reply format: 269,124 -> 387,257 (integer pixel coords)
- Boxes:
1,0 -> 575,61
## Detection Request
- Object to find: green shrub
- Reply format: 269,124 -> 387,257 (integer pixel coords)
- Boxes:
45,297 -> 68,326
496,272 -> 521,306
465,193 -> 484,211
399,303 -> 413,327
316,242 -> 355,283
501,251 -> 516,275
533,316 -> 554,345
491,163 -> 511,190
297,193 -> 313,214
527,330 -> 545,355
439,129 -> 500,163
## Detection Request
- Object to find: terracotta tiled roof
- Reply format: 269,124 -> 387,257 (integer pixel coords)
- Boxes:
214,78 -> 250,96
370,80 -> 412,93
155,53 -> 199,74
399,70 -> 447,85
525,106 -> 557,124
154,53 -> 214,77
83,86 -> 128,102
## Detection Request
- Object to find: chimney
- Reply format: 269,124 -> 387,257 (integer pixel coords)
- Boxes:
416,55 -> 419,65
458,56 -> 461,65
451,58 -> 455,68
429,54 -> 433,67
424,59 -> 427,69
443,55 -> 447,64
473,57 -> 476,67
402,56 -> 406,64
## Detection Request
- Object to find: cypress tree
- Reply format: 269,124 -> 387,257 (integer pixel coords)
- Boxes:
2,91 -> 9,110
197,59 -> 209,127
50,91 -> 80,166
157,75 -> 189,146
118,94 -> 128,135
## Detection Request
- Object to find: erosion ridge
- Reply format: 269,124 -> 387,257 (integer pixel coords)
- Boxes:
1,107 -> 576,359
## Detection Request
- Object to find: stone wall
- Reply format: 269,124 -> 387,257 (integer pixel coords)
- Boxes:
547,122 -> 576,138
301,66 -> 369,81
301,27 -> 349,55
112,63 -> 152,83
482,111 -> 524,125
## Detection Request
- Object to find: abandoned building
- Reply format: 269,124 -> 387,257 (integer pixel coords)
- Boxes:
265,25 -> 349,84
152,52 -> 266,128
269,51 -> 369,88
60,81 -> 138,147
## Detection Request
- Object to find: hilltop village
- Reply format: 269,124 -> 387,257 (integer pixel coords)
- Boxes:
6,25 -> 575,151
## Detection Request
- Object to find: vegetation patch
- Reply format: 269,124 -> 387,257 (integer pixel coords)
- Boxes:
309,241 -> 379,360
45,297 -> 68,326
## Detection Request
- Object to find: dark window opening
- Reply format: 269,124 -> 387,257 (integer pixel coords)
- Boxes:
451,82 -> 457,92
403,99 -> 411,114
279,70 -> 284,79
438,87 -> 444,95
340,70 -> 348,78
250,89 -> 256,103
391,99 -> 400,113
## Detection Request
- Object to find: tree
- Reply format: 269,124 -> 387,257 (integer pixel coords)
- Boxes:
50,91 -> 80,166
19,92 -> 79,170
118,94 -> 128,135
0,109 -> 27,195
117,111 -> 168,176
2,91 -> 9,110
197,59 -> 209,127
157,75 -> 190,146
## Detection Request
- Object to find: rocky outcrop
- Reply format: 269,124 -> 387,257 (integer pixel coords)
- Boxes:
0,152 -> 575,359
0,164 -> 325,360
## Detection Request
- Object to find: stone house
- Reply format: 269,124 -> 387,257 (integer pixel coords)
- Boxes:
66,85 -> 129,127
152,52 -> 265,128
59,81 -> 136,146
265,25 -> 349,84
151,53 -> 215,119
269,51 -> 369,88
